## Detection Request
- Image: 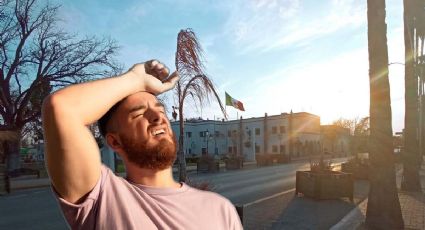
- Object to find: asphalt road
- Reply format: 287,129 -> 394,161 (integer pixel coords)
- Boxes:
0,158 -> 348,229
0,187 -> 67,229
188,158 -> 347,205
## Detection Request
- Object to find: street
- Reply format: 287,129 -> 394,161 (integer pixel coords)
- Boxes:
187,158 -> 347,205
0,158 -> 348,229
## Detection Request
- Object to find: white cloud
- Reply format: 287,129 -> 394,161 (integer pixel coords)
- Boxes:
221,0 -> 366,54
123,2 -> 153,24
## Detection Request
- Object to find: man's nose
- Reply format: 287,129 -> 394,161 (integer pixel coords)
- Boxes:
145,109 -> 161,123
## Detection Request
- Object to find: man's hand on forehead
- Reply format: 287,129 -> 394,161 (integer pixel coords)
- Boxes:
128,60 -> 179,95
144,60 -> 170,80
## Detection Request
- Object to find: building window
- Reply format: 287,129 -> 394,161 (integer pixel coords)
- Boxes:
255,128 -> 260,135
202,148 -> 207,155
228,146 -> 232,154
280,145 -> 286,154
280,126 -> 286,133
215,131 -> 220,137
272,126 -> 277,134
255,145 -> 260,153
228,130 -> 231,137
200,131 -> 205,137
186,132 -> 192,138
272,145 -> 278,153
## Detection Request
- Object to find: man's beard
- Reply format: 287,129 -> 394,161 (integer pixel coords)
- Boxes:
120,133 -> 177,170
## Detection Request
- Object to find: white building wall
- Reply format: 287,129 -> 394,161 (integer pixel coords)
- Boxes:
171,112 -> 323,161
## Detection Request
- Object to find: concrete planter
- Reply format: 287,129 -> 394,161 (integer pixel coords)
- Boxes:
295,170 -> 354,202
225,158 -> 243,170
22,162 -> 48,178
271,154 -> 290,164
256,154 -> 290,166
0,164 -> 9,195
197,157 -> 219,173
341,162 -> 369,180
256,154 -> 271,166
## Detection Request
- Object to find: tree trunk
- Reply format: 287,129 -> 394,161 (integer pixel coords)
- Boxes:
365,0 -> 404,229
178,106 -> 187,182
402,0 -> 422,192
0,141 -> 10,194
2,129 -> 22,176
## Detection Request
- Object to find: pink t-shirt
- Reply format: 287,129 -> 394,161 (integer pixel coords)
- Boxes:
55,165 -> 243,230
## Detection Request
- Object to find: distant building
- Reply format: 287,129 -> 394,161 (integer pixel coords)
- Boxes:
29,112 -> 351,169
171,111 -> 324,161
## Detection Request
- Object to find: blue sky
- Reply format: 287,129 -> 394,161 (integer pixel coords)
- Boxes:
53,0 -> 405,132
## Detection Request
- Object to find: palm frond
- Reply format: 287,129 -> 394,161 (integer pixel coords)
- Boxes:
175,28 -> 205,77
181,74 -> 227,120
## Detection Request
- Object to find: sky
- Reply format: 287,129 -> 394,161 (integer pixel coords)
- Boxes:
52,0 -> 406,133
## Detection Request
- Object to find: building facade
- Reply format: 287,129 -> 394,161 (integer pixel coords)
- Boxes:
171,112 -> 324,162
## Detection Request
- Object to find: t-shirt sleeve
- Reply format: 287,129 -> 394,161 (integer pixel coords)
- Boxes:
52,165 -> 110,229
226,200 -> 244,230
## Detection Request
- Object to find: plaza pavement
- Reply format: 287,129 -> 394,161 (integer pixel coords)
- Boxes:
331,163 -> 425,230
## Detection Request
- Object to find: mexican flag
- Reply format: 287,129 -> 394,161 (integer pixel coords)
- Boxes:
225,92 -> 245,111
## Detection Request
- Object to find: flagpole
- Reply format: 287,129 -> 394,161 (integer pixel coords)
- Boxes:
225,105 -> 227,121
224,92 -> 227,121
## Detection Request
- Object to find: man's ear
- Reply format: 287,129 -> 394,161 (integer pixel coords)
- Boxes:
106,133 -> 123,153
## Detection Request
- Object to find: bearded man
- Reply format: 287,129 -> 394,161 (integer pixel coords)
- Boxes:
42,60 -> 242,230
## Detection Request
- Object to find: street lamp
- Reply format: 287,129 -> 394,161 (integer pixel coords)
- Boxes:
205,129 -> 209,156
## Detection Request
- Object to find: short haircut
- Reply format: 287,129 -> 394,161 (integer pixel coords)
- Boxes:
98,100 -> 124,137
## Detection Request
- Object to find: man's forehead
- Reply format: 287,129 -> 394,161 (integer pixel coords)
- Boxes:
120,92 -> 159,109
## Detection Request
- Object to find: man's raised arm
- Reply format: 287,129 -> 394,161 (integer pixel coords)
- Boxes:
42,61 -> 178,203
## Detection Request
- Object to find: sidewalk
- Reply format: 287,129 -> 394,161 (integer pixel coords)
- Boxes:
242,180 -> 369,229
242,163 -> 414,230
331,163 -> 425,230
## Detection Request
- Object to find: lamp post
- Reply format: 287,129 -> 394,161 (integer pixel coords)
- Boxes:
205,129 -> 209,156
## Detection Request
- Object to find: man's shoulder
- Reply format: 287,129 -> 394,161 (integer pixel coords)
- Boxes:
185,184 -> 233,206
99,164 -> 130,187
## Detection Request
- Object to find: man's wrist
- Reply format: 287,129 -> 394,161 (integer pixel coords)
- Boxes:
122,70 -> 146,92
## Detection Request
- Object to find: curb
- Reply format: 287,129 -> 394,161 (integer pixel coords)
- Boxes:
330,198 -> 368,230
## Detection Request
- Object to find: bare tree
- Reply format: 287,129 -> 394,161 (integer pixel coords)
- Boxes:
332,117 -> 369,154
332,118 -> 357,135
0,0 -> 120,173
365,0 -> 403,228
174,29 -> 227,182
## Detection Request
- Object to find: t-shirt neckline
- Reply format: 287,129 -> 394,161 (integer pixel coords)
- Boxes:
129,182 -> 189,195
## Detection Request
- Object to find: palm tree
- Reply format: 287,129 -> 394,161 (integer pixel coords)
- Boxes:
365,0 -> 404,229
174,29 -> 227,182
401,0 -> 423,192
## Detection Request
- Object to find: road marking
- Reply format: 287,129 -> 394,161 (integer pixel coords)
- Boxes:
33,190 -> 46,194
8,194 -> 27,199
244,188 -> 296,207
